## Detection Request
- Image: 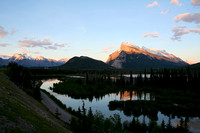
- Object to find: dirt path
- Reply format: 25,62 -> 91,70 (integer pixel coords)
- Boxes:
40,91 -> 72,123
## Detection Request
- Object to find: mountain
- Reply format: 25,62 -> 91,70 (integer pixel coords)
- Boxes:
106,41 -> 188,70
60,56 -> 113,70
0,53 -> 68,67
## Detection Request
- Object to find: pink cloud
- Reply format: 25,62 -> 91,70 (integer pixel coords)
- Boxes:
0,43 -> 9,47
189,29 -> 200,34
146,1 -> 158,7
174,13 -> 200,24
34,50 -> 40,54
192,0 -> 200,6
142,32 -> 159,38
101,45 -> 115,53
170,0 -> 182,6
160,10 -> 170,15
18,37 -> 69,50
55,42 -> 68,47
172,25 -> 187,29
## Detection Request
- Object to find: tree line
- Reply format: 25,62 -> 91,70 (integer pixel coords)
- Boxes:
6,62 -> 41,100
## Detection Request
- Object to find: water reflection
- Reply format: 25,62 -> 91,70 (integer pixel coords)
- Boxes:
40,78 -> 200,133
119,91 -> 152,101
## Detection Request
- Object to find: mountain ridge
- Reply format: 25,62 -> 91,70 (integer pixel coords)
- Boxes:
60,56 -> 114,70
0,53 -> 68,67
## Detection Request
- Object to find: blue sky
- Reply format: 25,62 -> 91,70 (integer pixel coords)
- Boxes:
0,0 -> 200,63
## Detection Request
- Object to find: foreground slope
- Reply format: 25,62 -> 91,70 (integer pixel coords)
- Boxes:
0,72 -> 71,133
60,56 -> 113,70
106,42 -> 188,70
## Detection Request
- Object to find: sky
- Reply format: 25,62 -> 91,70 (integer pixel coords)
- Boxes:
0,0 -> 200,63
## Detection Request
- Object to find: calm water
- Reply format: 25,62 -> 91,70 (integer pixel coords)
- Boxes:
40,78 -> 200,132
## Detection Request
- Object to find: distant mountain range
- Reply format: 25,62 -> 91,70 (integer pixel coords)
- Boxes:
106,42 -> 188,70
0,53 -> 68,67
0,42 -> 192,69
60,56 -> 113,70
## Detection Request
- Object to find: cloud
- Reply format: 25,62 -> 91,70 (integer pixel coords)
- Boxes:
21,48 -> 40,55
100,45 -> 115,53
18,37 -> 69,50
171,26 -> 189,41
172,25 -> 187,29
142,32 -> 159,38
189,29 -> 200,34
171,26 -> 200,41
170,0 -> 182,6
45,46 -> 57,50
0,26 -> 8,39
174,13 -> 200,24
160,10 -> 170,15
18,37 -> 51,47
0,43 -> 9,47
34,50 -> 40,54
146,1 -> 158,7
191,0 -> 200,6
55,42 -> 68,48
45,36 -> 50,41
173,30 -> 188,36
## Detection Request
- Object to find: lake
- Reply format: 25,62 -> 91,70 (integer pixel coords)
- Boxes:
40,78 -> 200,133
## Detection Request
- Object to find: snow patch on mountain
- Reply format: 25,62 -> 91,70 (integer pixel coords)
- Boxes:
142,46 -> 177,60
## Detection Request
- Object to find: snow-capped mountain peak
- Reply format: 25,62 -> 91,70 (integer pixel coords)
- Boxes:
122,41 -> 140,49
12,53 -> 33,60
0,53 -> 69,67
106,41 -> 188,69
35,56 -> 46,61
106,41 -> 186,64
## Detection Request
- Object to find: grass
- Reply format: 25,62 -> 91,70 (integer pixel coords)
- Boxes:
0,71 -> 71,133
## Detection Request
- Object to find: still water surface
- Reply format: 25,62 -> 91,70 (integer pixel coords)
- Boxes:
40,78 -> 200,132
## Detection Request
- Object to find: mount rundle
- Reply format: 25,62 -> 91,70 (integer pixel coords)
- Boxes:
106,41 -> 188,69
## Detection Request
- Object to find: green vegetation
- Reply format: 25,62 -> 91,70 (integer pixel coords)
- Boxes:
50,74 -> 125,100
70,103 -> 125,133
2,62 -> 200,132
0,71 -> 71,132
123,116 -> 190,133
